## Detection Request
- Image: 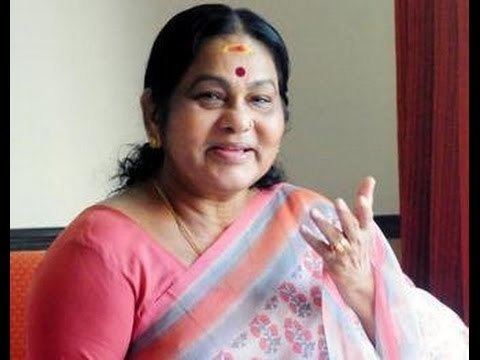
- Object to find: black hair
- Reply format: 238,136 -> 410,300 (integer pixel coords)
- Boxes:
113,3 -> 290,191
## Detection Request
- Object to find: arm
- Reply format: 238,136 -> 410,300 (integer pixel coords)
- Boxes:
301,177 -> 468,357
300,177 -> 377,343
26,240 -> 135,359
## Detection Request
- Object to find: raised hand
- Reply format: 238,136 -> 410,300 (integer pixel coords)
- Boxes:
300,176 -> 377,340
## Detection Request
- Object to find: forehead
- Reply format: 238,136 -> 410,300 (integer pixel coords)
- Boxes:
181,34 -> 278,84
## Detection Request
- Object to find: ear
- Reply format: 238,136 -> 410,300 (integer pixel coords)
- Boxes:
140,88 -> 161,148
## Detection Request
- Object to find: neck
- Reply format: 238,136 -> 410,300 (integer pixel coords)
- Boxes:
153,172 -> 256,244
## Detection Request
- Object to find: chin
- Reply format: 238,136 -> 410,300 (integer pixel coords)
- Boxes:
205,171 -> 259,194
211,178 -> 254,193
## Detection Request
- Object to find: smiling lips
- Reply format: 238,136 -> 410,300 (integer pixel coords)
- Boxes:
208,143 -> 255,164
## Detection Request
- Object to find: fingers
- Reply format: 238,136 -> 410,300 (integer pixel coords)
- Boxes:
356,176 -> 376,204
334,198 -> 360,244
355,195 -> 374,229
299,223 -> 333,258
312,208 -> 347,251
355,176 -> 376,229
301,178 -> 376,261
304,208 -> 349,254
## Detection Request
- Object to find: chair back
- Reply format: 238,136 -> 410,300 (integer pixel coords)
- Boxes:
10,250 -> 46,360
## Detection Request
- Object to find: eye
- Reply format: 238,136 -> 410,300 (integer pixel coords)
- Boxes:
193,91 -> 226,108
250,95 -> 273,109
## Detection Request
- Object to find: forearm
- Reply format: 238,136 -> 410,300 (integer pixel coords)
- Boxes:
337,283 -> 376,344
350,293 -> 375,343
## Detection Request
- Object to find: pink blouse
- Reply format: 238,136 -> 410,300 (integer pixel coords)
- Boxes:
27,205 -> 189,359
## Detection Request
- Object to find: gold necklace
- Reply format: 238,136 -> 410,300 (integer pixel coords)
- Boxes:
152,182 -> 203,257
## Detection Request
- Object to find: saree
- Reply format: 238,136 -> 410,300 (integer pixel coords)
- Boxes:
128,183 -> 468,359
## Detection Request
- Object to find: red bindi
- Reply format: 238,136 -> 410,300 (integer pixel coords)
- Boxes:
235,66 -> 246,77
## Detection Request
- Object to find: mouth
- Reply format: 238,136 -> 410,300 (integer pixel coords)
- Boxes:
208,143 -> 255,163
210,144 -> 254,152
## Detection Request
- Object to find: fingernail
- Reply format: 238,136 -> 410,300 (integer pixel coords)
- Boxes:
336,198 -> 347,210
311,208 -> 324,220
300,224 -> 310,234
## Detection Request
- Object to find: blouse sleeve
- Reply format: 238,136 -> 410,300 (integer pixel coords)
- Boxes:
26,240 -> 135,359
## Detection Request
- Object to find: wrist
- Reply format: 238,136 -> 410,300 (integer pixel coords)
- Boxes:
334,276 -> 375,312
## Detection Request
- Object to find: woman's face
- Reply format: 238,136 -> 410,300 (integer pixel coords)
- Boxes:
160,34 -> 285,196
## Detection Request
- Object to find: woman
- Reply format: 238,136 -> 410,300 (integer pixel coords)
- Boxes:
27,4 -> 468,359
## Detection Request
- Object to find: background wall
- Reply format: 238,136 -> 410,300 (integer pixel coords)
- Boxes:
10,0 -> 398,228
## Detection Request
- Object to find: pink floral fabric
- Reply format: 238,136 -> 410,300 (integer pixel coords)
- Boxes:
212,249 -> 330,359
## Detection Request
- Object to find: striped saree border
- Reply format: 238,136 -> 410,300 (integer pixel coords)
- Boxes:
130,185 -> 326,358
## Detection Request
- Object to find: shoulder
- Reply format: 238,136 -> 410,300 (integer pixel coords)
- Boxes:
55,186 -> 151,251
267,182 -> 337,219
42,203 -> 182,302
48,202 -> 169,278
27,206 -> 146,358
275,182 -> 333,206
55,205 -> 141,251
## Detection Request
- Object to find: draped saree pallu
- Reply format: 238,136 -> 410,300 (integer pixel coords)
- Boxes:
128,184 -> 468,359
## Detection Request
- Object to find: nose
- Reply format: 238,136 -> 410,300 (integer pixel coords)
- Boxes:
218,106 -> 253,133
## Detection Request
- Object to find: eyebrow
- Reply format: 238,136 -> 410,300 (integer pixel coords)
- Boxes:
186,74 -> 277,92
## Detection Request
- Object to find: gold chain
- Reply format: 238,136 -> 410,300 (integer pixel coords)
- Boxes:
152,182 -> 203,256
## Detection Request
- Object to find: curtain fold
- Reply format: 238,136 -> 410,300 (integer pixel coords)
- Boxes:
394,0 -> 469,324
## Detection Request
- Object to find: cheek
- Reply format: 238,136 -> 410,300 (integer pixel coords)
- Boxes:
166,108 -> 211,145
259,116 -> 285,147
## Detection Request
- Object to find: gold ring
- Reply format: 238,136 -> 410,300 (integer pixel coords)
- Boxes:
331,236 -> 348,253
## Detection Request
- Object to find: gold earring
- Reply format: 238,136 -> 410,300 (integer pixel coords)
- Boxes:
149,137 -> 160,149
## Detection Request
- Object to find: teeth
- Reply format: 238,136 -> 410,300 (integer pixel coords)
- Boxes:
212,145 -> 251,152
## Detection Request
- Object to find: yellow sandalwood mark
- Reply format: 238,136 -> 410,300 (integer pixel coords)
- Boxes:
221,43 -> 253,54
